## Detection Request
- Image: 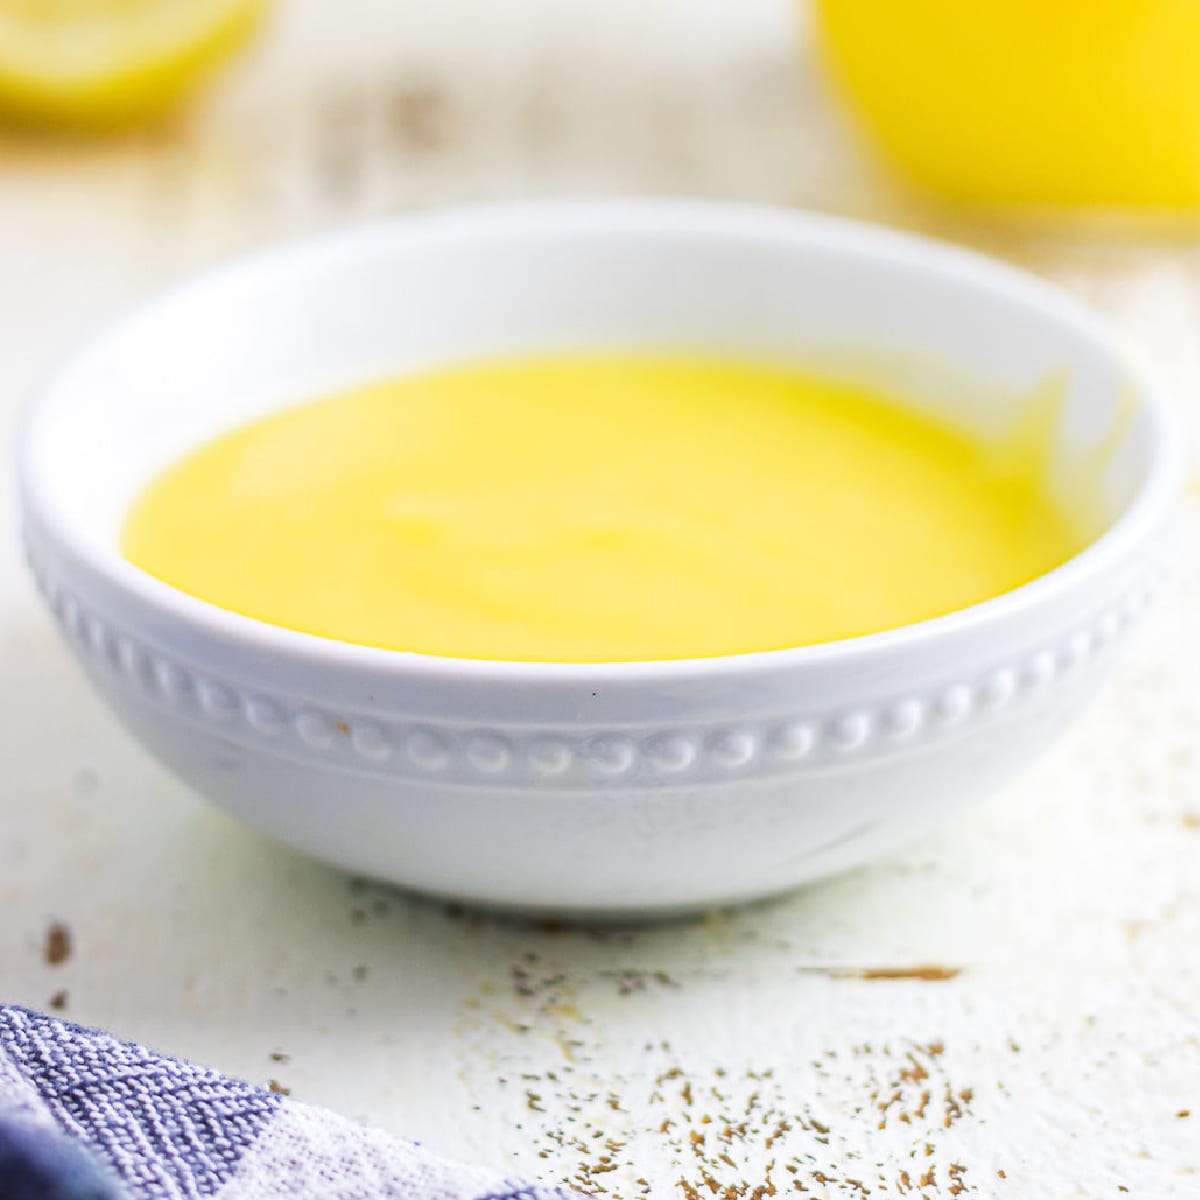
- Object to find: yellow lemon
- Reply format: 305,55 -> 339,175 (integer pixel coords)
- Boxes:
815,0 -> 1200,210
0,0 -> 269,131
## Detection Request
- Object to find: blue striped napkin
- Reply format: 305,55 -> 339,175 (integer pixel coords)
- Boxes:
0,1006 -> 582,1200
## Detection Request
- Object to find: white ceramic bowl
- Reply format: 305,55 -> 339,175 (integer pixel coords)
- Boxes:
19,201 -> 1179,915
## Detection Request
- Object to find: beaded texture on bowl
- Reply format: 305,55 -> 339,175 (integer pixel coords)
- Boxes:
25,538 -> 1158,790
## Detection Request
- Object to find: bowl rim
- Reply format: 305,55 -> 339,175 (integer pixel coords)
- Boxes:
19,198 -> 1184,686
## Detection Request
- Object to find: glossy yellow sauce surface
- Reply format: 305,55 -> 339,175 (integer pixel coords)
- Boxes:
122,356 -> 1082,662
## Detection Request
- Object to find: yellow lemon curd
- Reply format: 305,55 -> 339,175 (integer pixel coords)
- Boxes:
815,0 -> 1200,210
122,355 -> 1082,663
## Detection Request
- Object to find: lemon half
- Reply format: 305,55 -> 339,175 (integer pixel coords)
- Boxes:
0,0 -> 269,130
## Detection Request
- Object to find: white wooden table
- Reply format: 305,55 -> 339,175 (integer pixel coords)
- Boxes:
3,2 -> 1200,1196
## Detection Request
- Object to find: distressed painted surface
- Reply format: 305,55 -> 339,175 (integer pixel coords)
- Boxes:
2,1 -> 1200,1196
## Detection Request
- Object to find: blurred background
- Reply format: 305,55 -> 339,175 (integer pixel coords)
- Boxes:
5,0 -> 1200,451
